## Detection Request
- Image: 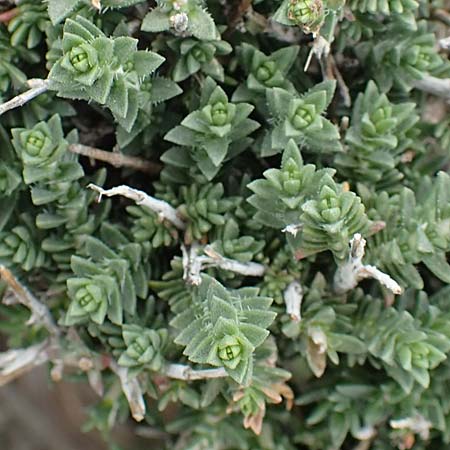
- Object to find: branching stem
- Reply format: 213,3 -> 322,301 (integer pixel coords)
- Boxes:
0,79 -> 50,116
88,184 -> 186,230
164,363 -> 227,380
414,75 -> 450,101
333,234 -> 403,295
69,144 -> 162,175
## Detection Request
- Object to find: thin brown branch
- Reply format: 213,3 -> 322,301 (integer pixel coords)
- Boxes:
68,143 -> 162,175
432,8 -> 450,27
0,265 -> 59,336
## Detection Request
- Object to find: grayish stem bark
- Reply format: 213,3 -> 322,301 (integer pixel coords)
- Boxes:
0,79 -> 50,116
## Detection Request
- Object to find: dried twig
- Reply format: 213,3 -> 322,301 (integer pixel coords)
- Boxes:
414,75 -> 450,101
284,280 -> 303,322
439,36 -> 450,51
0,79 -> 50,116
181,243 -> 266,285
164,363 -> 227,380
0,265 -> 59,336
109,362 -> 146,422
69,144 -> 162,175
88,183 -> 186,230
333,234 -> 403,295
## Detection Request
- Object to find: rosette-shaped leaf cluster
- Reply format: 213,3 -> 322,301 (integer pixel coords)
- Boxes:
354,296 -> 450,392
0,214 -> 46,271
259,243 -> 300,304
165,77 -> 259,180
127,205 -> 178,248
171,275 -> 276,385
273,0 -> 326,34
66,227 -> 150,325
118,324 -> 168,371
355,21 -> 446,92
289,175 -> 369,261
261,81 -> 341,156
232,44 -> 299,107
364,172 -> 450,289
7,1 -> 49,49
177,182 -> 237,243
168,37 -> 231,82
49,16 -> 165,131
142,0 -> 218,40
248,139 -> 335,228
210,219 -> 264,263
335,81 -> 419,190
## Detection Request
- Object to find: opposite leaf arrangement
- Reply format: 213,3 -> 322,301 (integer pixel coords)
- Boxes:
0,1 -> 449,450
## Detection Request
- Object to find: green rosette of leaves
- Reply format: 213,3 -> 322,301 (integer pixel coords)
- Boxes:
261,81 -> 341,156
289,175 -> 369,261
169,37 -> 231,82
248,139 -> 335,229
49,16 -> 165,131
118,325 -> 168,371
232,43 -> 299,109
165,77 -> 259,180
171,275 -> 276,385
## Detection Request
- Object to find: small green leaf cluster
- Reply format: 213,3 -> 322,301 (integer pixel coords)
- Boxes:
364,172 -> 450,288
335,80 -> 419,190
7,1 -> 49,49
171,275 -> 276,384
66,226 -> 149,325
260,80 -> 342,156
49,16 -> 165,131
118,324 -> 168,371
165,77 -> 260,180
168,37 -> 231,82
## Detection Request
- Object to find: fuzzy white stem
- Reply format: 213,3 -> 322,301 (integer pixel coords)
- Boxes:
284,280 -> 303,322
414,75 -> 450,100
88,184 -> 185,230
202,246 -> 265,277
69,144 -> 161,174
181,243 -> 266,285
0,79 -> 50,116
0,265 -> 59,336
333,234 -> 403,295
164,363 -> 227,380
181,243 -> 203,285
110,362 -> 146,422
439,36 -> 450,51
390,414 -> 432,440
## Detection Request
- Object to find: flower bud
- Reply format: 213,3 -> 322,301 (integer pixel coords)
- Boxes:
291,104 -> 316,130
287,0 -> 324,31
211,102 -> 229,126
69,45 -> 92,73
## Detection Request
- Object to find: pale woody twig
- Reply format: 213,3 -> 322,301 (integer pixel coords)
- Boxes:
203,245 -> 265,277
283,280 -> 303,322
390,414 -> 432,440
88,183 -> 186,230
181,243 -> 266,286
0,265 -> 59,336
414,75 -> 450,101
164,363 -> 227,380
333,234 -> 403,295
0,79 -> 50,116
69,144 -> 162,175
110,362 -> 146,422
282,223 -> 302,237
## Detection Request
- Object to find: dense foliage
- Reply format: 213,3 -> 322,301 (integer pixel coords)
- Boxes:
0,0 -> 449,449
